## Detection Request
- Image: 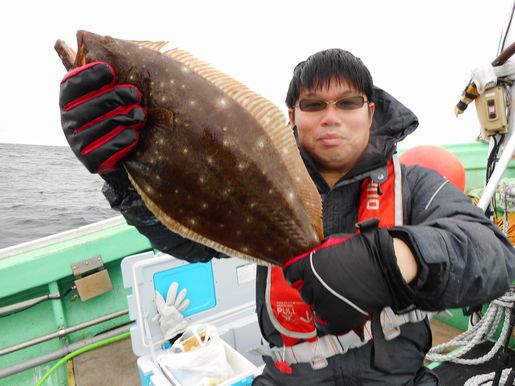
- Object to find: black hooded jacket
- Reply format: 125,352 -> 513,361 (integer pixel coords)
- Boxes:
102,87 -> 515,348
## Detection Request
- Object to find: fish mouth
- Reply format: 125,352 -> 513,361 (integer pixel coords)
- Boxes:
54,30 -> 92,71
75,30 -> 115,68
75,30 -> 92,67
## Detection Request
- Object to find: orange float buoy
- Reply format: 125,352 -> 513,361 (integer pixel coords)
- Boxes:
399,145 -> 466,192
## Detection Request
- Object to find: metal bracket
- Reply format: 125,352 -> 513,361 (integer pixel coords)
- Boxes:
71,255 -> 104,276
71,256 -> 112,301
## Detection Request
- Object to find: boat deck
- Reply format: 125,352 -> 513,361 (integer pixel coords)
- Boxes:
70,319 -> 462,386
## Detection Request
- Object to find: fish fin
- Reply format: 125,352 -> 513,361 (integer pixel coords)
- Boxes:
164,48 -> 324,240
130,40 -> 169,51
126,167 -> 277,267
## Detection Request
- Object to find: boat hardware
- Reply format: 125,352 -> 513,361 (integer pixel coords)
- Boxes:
71,255 -> 112,301
475,84 -> 509,138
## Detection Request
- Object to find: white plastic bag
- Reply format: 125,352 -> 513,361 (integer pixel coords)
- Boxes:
157,324 -> 234,386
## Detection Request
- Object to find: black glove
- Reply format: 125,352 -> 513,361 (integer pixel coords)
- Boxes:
282,226 -> 415,335
59,61 -> 146,174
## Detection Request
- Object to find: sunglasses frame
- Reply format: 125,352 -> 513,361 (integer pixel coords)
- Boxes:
295,95 -> 369,112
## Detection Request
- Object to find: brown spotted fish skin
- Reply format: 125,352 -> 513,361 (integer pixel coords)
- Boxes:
55,30 -> 323,266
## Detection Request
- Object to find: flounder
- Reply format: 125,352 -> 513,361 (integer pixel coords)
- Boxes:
55,30 -> 323,266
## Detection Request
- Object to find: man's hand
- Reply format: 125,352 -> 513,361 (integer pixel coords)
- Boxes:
59,61 -> 146,174
153,282 -> 190,340
282,227 -> 415,335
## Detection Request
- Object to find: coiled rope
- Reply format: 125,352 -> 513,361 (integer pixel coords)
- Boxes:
426,288 -> 515,385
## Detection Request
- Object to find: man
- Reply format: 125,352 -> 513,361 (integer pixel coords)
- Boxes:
59,49 -> 515,385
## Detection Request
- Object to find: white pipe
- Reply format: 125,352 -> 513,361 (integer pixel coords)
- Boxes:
477,133 -> 515,211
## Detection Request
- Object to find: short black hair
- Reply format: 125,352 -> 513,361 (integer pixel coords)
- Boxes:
285,49 -> 374,108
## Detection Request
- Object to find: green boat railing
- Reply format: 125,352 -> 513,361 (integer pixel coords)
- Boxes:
0,216 -> 151,385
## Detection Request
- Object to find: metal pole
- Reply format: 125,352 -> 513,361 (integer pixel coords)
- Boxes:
0,309 -> 128,356
0,324 -> 131,379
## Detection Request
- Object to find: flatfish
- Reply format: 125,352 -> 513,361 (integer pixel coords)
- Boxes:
55,30 -> 323,266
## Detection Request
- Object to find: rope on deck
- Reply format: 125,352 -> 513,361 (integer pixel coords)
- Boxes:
426,288 -> 515,385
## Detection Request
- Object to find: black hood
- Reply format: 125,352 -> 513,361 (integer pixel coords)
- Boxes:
297,86 -> 419,183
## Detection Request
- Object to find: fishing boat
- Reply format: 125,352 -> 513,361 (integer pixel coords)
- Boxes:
0,140 -> 513,386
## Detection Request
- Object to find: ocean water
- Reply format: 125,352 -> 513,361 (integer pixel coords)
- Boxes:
0,143 -> 116,249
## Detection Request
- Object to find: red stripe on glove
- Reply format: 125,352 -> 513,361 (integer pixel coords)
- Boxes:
291,279 -> 304,291
74,102 -> 143,135
283,235 -> 353,268
314,314 -> 329,326
61,61 -> 116,84
79,109 -> 144,156
97,137 -> 140,174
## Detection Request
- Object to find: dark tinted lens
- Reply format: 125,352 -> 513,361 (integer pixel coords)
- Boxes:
335,96 -> 365,110
298,99 -> 327,112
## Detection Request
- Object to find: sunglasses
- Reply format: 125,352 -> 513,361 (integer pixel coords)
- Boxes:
296,96 -> 368,112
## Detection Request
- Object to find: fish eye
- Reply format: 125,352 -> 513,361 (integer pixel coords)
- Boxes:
101,36 -> 115,45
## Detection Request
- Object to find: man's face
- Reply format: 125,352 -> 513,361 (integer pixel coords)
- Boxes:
289,79 -> 375,178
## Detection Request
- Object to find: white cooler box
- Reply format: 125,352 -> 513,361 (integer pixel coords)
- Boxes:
121,251 -> 264,386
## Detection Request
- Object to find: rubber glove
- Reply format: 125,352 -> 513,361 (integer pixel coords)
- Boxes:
153,282 -> 190,340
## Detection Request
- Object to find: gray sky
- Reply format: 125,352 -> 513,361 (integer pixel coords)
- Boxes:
0,0 -> 512,148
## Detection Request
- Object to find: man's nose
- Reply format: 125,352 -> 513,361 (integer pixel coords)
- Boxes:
320,105 -> 341,126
